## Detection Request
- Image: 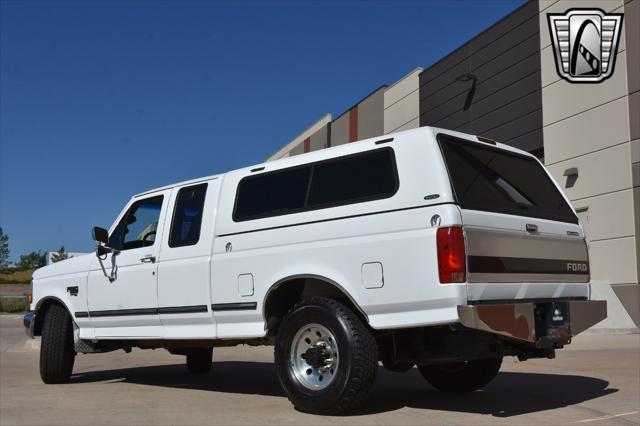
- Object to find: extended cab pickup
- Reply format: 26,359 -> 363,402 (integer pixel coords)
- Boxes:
25,126 -> 606,414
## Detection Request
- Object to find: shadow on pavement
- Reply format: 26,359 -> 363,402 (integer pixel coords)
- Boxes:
71,361 -> 616,417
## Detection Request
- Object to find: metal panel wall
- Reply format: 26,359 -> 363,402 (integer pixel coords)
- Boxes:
419,1 -> 544,155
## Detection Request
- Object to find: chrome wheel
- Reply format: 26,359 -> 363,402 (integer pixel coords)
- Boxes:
290,323 -> 339,390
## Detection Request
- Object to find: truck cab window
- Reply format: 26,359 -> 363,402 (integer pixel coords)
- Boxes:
109,196 -> 164,251
169,183 -> 208,248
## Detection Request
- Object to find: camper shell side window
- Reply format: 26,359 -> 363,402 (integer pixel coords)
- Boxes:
232,147 -> 399,222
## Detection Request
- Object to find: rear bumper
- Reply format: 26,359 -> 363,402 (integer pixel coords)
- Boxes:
23,312 -> 36,339
458,300 -> 606,344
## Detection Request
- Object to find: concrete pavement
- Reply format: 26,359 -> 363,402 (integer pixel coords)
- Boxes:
0,313 -> 638,425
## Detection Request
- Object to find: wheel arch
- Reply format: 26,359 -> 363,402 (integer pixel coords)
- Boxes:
262,274 -> 368,335
34,296 -> 73,336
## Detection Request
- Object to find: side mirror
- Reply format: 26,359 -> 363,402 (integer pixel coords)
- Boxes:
96,244 -> 111,257
92,227 -> 109,244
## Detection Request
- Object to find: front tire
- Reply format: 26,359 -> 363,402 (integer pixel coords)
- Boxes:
275,297 -> 378,415
418,357 -> 502,393
40,304 -> 76,384
186,348 -> 213,374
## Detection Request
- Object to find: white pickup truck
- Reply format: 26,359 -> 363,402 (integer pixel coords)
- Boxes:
24,126 -> 606,414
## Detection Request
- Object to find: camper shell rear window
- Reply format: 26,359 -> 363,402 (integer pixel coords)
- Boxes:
437,134 -> 578,224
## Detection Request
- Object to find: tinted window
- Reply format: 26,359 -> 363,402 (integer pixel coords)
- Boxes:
438,135 -> 578,224
109,196 -> 164,251
234,166 -> 311,221
169,183 -> 208,248
233,148 -> 398,222
307,149 -> 398,208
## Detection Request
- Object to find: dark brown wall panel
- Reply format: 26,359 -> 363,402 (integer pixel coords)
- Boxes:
419,1 -> 543,155
420,47 -> 469,87
480,109 -> 542,143
468,1 -> 539,53
420,52 -> 539,117
472,90 -> 542,135
433,109 -> 472,132
420,59 -> 470,101
505,128 -> 543,154
472,71 -> 542,119
469,15 -> 539,70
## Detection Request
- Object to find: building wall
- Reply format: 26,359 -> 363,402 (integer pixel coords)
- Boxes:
266,114 -> 331,161
310,123 -> 330,151
419,1 -> 544,155
330,110 -> 351,147
625,0 -> 640,326
331,86 -> 387,147
358,87 -> 386,140
384,68 -> 422,134
539,0 -> 639,328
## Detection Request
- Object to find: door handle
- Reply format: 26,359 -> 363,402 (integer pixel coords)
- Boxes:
140,255 -> 156,263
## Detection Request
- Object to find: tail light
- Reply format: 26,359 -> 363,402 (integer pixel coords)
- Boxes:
436,226 -> 466,283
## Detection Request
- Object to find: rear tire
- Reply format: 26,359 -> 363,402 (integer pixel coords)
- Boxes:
275,296 -> 378,415
186,348 -> 213,374
418,357 -> 502,393
39,304 -> 76,384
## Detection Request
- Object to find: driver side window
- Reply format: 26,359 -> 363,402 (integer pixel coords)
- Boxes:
109,196 -> 164,251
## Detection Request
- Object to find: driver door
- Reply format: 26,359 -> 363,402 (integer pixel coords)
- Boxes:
87,191 -> 171,338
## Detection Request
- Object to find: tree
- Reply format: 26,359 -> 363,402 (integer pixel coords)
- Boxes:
50,246 -> 69,263
0,228 -> 8,267
17,251 -> 47,269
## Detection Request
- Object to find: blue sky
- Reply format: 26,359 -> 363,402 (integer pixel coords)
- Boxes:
0,0 -> 522,261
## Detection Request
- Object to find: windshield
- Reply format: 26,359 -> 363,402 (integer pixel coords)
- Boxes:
438,134 -> 578,224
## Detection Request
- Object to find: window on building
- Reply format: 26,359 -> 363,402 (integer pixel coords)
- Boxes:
109,196 -> 164,251
169,183 -> 208,247
233,148 -> 398,222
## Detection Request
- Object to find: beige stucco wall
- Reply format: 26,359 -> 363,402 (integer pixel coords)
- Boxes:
330,112 -> 350,147
266,114 -> 331,161
384,68 -> 422,134
539,0 -> 639,328
310,124 -> 329,151
358,87 -> 386,140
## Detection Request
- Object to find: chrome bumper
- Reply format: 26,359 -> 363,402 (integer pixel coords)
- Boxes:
23,312 -> 36,339
458,300 -> 607,344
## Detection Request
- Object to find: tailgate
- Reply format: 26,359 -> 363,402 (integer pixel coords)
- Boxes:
464,210 -> 589,284
462,211 -> 590,302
